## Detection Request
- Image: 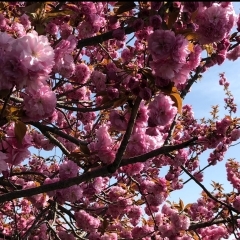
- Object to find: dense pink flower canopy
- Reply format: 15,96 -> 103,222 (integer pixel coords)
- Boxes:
0,1 -> 240,240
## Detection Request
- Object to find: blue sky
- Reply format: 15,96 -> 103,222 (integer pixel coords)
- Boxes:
168,2 -> 240,205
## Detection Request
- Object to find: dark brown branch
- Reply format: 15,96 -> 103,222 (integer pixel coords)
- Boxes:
21,205 -> 52,240
120,137 -> 198,166
107,96 -> 142,173
10,171 -> 46,179
183,163 -> 211,185
10,96 -> 23,103
0,178 -> 22,190
41,131 -> 70,156
56,101 -> 114,112
29,122 -> 88,146
228,41 -> 240,51
48,200 -> 75,220
188,215 -> 240,231
0,137 -> 198,204
0,166 -> 110,204
77,26 -> 134,49
55,1 -> 65,10
46,221 -> 61,240
55,107 -> 76,131
0,88 -> 13,119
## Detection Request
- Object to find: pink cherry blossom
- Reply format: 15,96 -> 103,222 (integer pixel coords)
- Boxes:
227,45 -> 240,61
109,110 -> 128,131
23,86 -> 57,121
91,70 -> 107,92
5,148 -> 30,166
13,31 -> 55,75
57,185 -> 83,203
59,160 -> 79,180
60,23 -> 73,39
19,13 -> 31,29
2,54 -> 28,90
11,22 -> 26,37
46,22 -> 59,35
74,63 -> 91,84
0,2 -> 239,239
230,129 -> 240,141
148,30 -> 176,61
195,3 -> 237,44
74,210 -> 100,231
148,93 -> 177,127
0,32 -> 14,52
58,231 -> 76,240
77,21 -> 96,39
150,58 -> 183,80
121,48 -> 132,63
188,44 -> 202,70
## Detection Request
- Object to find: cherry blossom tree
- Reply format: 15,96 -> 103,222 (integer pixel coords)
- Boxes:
1,1 -> 240,239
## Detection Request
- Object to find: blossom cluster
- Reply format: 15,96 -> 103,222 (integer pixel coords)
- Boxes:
0,1 -> 240,240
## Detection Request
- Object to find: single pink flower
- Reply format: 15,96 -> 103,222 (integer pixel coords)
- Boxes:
148,93 -> 177,127
13,31 -> 55,75
195,3 -> 236,44
148,30 -> 176,61
227,45 -> 240,61
23,86 -> 57,121
74,63 -> 91,84
59,160 -> 79,180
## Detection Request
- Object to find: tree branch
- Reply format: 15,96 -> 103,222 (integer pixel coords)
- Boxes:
56,101 -> 114,112
29,122 -> 88,146
77,26 -> 134,49
107,96 -> 142,173
121,137 -> 198,166
0,137 -> 198,203
0,166 -> 110,204
180,165 -> 240,214
181,65 -> 205,99
188,215 -> 240,231
42,131 -> 70,156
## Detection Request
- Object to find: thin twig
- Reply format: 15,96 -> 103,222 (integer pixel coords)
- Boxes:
130,177 -> 158,229
41,131 -> 70,156
28,122 -> 88,146
180,165 -> 240,214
